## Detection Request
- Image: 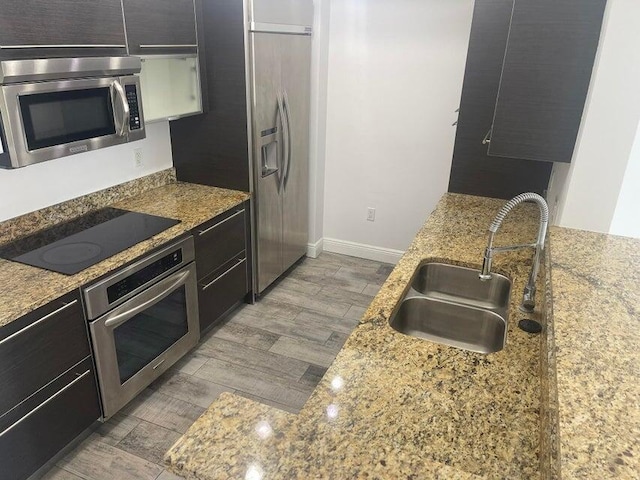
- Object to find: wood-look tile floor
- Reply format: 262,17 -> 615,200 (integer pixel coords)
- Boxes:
42,252 -> 393,480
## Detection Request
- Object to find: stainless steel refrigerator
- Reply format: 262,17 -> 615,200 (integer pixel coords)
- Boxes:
249,0 -> 313,294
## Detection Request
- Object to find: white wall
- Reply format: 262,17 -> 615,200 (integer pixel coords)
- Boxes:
0,121 -> 173,221
549,0 -> 640,234
321,0 -> 474,260
610,121 -> 640,238
308,0 -> 331,255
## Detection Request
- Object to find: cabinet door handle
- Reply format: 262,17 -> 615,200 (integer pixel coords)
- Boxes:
138,44 -> 198,49
0,369 -> 91,438
202,258 -> 246,291
0,44 -> 126,49
0,300 -> 78,346
482,128 -> 493,145
197,209 -> 245,236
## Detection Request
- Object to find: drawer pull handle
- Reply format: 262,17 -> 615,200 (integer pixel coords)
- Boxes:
0,44 -> 126,49
139,44 -> 198,49
202,258 -> 246,291
152,359 -> 166,370
197,209 -> 245,236
0,370 -> 91,438
0,300 -> 78,346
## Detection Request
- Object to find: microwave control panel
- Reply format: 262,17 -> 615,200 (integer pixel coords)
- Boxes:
125,85 -> 142,131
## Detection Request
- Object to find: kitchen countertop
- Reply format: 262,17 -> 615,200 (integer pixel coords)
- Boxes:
548,227 -> 639,479
166,193 -> 548,479
0,182 -> 250,329
166,193 -> 640,480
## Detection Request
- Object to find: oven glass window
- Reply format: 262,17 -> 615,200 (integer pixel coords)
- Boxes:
113,286 -> 188,384
19,88 -> 116,151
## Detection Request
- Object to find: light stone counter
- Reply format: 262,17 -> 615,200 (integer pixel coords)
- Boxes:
166,193 -> 547,479
0,182 -> 250,328
547,228 -> 639,479
166,193 -> 639,480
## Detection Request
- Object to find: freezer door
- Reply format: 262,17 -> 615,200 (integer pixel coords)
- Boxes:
249,0 -> 313,27
281,34 -> 312,271
252,33 -> 284,293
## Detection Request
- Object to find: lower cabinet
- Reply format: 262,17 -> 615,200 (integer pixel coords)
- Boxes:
0,358 -> 100,480
0,291 -> 100,480
194,202 -> 250,332
198,253 -> 248,332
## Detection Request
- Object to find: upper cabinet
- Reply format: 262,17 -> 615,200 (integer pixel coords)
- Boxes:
122,0 -> 198,55
0,0 -> 127,60
449,0 -> 607,199
488,0 -> 607,163
122,0 -> 204,122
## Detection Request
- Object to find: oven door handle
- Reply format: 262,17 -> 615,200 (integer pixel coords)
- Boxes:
111,80 -> 130,138
103,268 -> 191,329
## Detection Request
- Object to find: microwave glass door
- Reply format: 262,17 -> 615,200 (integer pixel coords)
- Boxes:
19,88 -> 116,151
113,286 -> 189,384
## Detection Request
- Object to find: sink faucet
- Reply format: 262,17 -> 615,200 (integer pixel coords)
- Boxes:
479,192 -> 549,312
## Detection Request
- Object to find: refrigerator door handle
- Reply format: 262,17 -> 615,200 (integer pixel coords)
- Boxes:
277,91 -> 290,193
282,89 -> 293,189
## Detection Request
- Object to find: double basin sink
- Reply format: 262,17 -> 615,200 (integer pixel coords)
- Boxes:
389,262 -> 512,354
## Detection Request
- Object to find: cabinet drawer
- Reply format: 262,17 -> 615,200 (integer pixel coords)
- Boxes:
0,357 -> 100,480
0,291 -> 90,416
198,254 -> 248,332
194,206 -> 246,280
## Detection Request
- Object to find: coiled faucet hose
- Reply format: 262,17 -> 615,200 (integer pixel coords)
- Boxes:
489,192 -> 549,234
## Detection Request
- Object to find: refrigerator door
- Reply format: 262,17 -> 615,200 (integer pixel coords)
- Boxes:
249,0 -> 313,28
281,34 -> 311,271
252,32 -> 285,293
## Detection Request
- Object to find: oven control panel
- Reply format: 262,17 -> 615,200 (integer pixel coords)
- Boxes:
107,249 -> 182,304
125,84 -> 141,131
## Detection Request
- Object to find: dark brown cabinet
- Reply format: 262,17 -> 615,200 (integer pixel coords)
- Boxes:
122,0 -> 198,55
449,0 -> 553,199
488,0 -> 607,163
194,203 -> 250,332
0,0 -> 126,60
0,291 -> 100,480
449,0 -> 607,199
171,0 -> 250,192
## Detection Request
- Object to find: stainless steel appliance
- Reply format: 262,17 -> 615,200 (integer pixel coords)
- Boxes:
0,56 -> 145,169
250,0 -> 313,293
83,237 -> 199,419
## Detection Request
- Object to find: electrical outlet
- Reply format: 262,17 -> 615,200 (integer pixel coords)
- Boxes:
134,148 -> 144,168
367,207 -> 376,222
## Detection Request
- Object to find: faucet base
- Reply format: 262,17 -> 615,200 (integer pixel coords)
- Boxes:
519,303 -> 535,313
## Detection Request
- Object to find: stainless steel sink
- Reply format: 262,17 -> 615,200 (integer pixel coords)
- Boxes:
390,263 -> 511,353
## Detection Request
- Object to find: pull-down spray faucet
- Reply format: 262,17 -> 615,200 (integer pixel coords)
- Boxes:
480,193 -> 549,312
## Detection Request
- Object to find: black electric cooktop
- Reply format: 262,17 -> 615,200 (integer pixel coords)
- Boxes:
0,208 -> 180,275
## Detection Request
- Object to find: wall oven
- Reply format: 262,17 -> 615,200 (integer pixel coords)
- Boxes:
83,237 -> 199,420
0,56 -> 145,169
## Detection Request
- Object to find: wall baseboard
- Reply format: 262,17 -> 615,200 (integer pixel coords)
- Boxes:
306,238 -> 324,258
321,237 -> 404,265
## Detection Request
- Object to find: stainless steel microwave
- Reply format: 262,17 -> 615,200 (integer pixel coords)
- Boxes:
0,57 -> 145,169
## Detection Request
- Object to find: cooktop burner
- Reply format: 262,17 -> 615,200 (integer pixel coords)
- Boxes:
0,208 -> 180,275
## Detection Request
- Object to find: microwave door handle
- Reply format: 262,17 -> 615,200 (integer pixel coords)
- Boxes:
103,268 -> 191,329
111,80 -> 130,137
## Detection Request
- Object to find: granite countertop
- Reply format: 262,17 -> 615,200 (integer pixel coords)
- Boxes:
0,182 -> 250,328
548,227 -> 639,479
166,193 -> 548,479
166,193 -> 640,479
